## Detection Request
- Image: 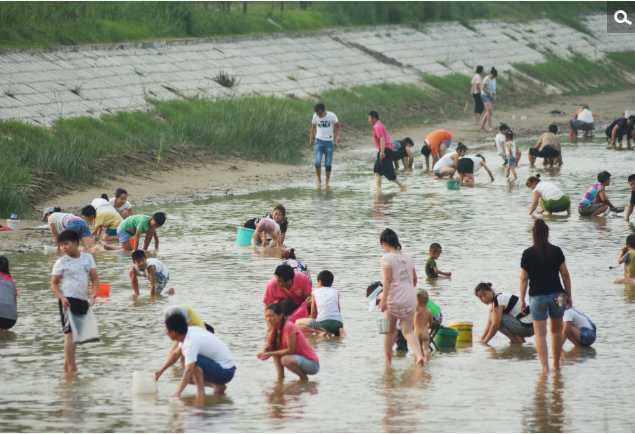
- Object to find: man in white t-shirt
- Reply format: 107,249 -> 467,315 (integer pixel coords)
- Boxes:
562,307 -> 596,347
155,314 -> 235,399
495,123 -> 509,166
310,103 -> 341,187
296,270 -> 346,338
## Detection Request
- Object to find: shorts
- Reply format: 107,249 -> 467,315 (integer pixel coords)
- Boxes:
499,314 -> 535,337
59,297 -> 90,334
117,226 -> 132,243
0,317 -> 16,330
374,148 -> 397,181
193,355 -> 235,384
578,202 -> 606,216
540,194 -> 571,213
457,158 -> 474,174
529,146 -> 560,158
255,219 -> 276,234
309,318 -> 343,335
391,146 -> 409,161
433,168 -> 442,177
482,92 -> 495,103
570,119 -> 594,131
529,292 -> 566,321
507,156 -> 517,166
66,220 -> 91,239
579,324 -> 597,346
473,93 -> 484,114
105,228 -> 118,236
294,355 -> 320,375
153,272 -> 169,293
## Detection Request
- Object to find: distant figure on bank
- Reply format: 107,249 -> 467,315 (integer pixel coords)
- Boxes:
471,65 -> 485,125
258,302 -> 320,381
310,103 -> 341,187
50,230 -> 99,374
562,307 -> 596,347
505,129 -> 520,181
368,111 -> 406,191
528,124 -> 562,168
526,175 -> 571,216
578,171 -> 619,217
432,143 -> 467,179
612,234 -> 635,285
278,248 -> 312,287
296,270 -> 346,337
244,203 -> 289,246
625,174 -> 635,222
475,282 -> 534,344
480,67 -> 498,132
568,105 -> 594,139
425,243 -> 451,278
391,138 -> 415,170
263,264 -> 312,317
421,129 -> 453,170
414,290 -> 433,363
457,154 -> 494,185
117,213 -> 166,251
0,257 -> 18,332
106,188 -> 135,219
155,314 -> 235,398
605,115 -> 635,149
129,250 -> 174,296
495,123 -> 510,166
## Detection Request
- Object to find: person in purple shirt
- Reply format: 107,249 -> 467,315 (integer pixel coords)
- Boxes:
368,111 -> 406,191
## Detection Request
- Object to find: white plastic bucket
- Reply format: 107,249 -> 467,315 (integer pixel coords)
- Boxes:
132,371 -> 157,395
7,219 -> 19,231
625,110 -> 635,118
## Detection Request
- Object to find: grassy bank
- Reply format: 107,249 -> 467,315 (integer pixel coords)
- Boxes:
0,1 -> 607,50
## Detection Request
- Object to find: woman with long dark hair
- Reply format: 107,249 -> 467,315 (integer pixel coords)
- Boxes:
520,219 -> 572,373
480,67 -> 498,132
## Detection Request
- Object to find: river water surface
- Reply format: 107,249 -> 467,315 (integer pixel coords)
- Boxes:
2,136 -> 635,432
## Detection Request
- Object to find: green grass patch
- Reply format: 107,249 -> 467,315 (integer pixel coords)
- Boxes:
604,50 -> 635,70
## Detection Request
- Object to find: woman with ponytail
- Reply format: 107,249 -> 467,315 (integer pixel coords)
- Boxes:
258,303 -> 320,380
475,282 -> 534,344
526,174 -> 571,215
520,219 -> 572,373
480,67 -> 498,132
378,228 -> 424,366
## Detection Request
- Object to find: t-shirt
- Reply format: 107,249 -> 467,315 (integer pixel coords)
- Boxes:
425,130 -> 452,157
535,181 -> 564,202
471,73 -> 482,94
536,132 -> 561,152
48,213 -> 83,234
578,108 -> 593,124
0,272 -> 18,321
433,152 -> 457,171
51,253 -> 97,300
164,305 -> 205,328
110,198 -> 133,212
622,250 -> 635,278
579,183 -> 605,207
135,258 -> 169,279
563,308 -> 593,330
506,140 -> 517,156
312,286 -> 342,322
312,112 -> 339,141
179,326 -> 234,368
520,245 -> 565,297
606,118 -> 634,137
493,293 -> 533,325
268,320 -> 319,362
482,76 -> 496,95
119,214 -> 152,236
94,209 -> 123,230
263,272 -> 312,306
373,121 -> 392,150
470,156 -> 484,173
495,133 -> 506,155
630,190 -> 635,205
91,198 -> 116,212
425,257 -> 438,278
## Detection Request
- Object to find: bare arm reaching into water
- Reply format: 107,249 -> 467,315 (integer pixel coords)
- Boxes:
482,161 -> 495,182
529,190 -> 541,215
479,304 -> 503,344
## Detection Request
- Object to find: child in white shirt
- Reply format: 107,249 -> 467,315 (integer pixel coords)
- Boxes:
505,130 -> 520,180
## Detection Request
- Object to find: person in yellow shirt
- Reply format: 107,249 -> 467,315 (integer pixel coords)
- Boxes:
81,205 -> 123,242
613,235 -> 635,284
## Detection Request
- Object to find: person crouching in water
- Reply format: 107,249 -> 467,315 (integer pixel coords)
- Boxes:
129,250 -> 174,295
296,270 -> 346,338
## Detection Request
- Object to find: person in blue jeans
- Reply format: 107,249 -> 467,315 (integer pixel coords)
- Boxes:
310,103 -> 341,187
562,307 -> 596,347
520,219 -> 572,373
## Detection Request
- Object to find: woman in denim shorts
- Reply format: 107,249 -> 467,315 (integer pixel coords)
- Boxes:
520,219 -> 572,373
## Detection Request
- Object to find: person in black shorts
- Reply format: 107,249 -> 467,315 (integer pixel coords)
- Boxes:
605,116 -> 635,149
391,138 -> 415,170
369,111 -> 405,191
528,124 -> 561,167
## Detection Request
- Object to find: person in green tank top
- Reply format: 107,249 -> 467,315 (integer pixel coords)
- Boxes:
117,212 -> 166,251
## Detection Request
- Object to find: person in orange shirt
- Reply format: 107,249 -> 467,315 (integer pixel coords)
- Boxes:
420,130 -> 453,170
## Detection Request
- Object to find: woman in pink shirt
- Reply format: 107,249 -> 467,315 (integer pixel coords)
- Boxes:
471,66 -> 484,125
258,303 -> 320,380
379,229 -> 424,365
368,111 -> 406,191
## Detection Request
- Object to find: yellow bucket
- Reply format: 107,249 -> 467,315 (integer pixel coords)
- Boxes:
449,321 -> 473,343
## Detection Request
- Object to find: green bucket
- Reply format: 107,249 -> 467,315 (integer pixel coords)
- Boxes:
447,180 -> 461,190
434,326 -> 459,348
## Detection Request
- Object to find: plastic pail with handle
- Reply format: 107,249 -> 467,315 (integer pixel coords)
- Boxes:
434,326 -> 459,348
236,227 -> 255,246
377,318 -> 390,334
447,180 -> 461,190
91,283 -> 111,297
132,371 -> 157,395
7,219 -> 19,231
449,321 -> 473,342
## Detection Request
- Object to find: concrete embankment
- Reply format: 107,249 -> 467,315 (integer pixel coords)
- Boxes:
0,15 -> 633,127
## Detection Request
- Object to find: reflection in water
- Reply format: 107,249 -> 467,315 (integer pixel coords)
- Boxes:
381,366 -> 431,433
522,373 -> 565,433
562,346 -> 597,365
266,381 -> 318,420
486,344 -> 537,361
623,284 -> 635,303
314,186 -> 335,229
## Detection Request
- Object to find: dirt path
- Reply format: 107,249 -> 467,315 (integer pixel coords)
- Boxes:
2,90 -> 633,253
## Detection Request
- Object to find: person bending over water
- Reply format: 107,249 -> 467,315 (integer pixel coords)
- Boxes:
624,174 -> 635,222
562,307 -> 596,348
520,219 -> 572,373
42,207 -> 109,253
528,124 -> 562,168
263,264 -> 312,317
457,154 -> 494,185
129,250 -> 174,296
278,249 -> 311,287
421,130 -> 453,170
378,229 -> 424,365
258,303 -> 320,381
156,314 -> 235,398
578,171 -> 619,217
526,175 -> 571,216
368,110 -> 406,191
245,204 -> 289,246
296,270 -> 346,338
81,205 -> 123,243
432,143 -> 467,179
251,215 -> 282,249
391,138 -> 415,170
475,282 -> 535,344
0,257 -> 18,332
613,235 -> 635,285
107,189 -> 135,219
605,115 -> 635,149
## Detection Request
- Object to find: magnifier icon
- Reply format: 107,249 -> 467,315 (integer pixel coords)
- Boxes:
614,10 -> 632,25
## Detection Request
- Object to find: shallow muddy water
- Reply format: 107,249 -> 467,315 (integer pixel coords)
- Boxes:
2,135 -> 635,432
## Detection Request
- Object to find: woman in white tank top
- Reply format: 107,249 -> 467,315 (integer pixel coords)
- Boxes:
526,174 -> 571,215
